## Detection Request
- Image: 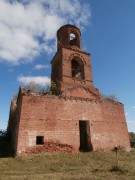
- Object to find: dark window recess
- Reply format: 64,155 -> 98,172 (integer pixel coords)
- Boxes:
36,136 -> 44,145
71,59 -> 84,79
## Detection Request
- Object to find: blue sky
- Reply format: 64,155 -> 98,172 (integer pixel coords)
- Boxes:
0,0 -> 135,132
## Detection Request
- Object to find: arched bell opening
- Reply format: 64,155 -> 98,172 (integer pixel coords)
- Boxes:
69,31 -> 80,48
71,59 -> 85,80
70,33 -> 77,45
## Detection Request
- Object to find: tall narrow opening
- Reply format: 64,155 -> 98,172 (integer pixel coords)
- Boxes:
79,120 -> 92,151
71,59 -> 84,79
70,33 -> 77,46
70,33 -> 75,40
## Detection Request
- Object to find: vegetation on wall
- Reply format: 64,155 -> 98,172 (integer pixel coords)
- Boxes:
12,81 -> 61,101
50,81 -> 61,95
23,81 -> 49,93
23,81 -> 61,95
100,93 -> 118,102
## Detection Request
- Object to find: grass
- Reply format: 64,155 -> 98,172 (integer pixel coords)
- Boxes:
0,150 -> 135,180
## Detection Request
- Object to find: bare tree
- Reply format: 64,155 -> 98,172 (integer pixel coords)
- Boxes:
100,93 -> 118,102
107,94 -> 118,101
24,81 -> 41,92
23,81 -> 51,94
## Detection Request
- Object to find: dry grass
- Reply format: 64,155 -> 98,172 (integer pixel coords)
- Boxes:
0,149 -> 135,180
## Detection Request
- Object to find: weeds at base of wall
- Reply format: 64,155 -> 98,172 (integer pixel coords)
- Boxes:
110,164 -> 128,174
0,151 -> 135,179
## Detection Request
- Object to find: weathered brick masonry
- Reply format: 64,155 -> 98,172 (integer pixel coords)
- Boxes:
7,25 -> 130,155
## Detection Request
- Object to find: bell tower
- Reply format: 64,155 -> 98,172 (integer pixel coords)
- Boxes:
51,24 -> 99,98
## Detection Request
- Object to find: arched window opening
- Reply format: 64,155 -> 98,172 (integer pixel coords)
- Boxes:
71,59 -> 84,79
70,33 -> 77,46
70,33 -> 76,40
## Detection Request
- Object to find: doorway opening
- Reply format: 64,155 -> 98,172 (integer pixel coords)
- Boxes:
79,120 -> 92,151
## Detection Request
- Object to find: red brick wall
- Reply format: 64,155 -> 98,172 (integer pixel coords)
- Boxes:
51,47 -> 94,95
57,24 -> 81,51
61,48 -> 93,88
15,93 -> 130,155
7,24 -> 130,155
91,100 -> 130,150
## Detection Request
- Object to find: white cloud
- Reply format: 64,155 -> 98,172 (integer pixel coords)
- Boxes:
0,0 -> 91,64
17,75 -> 50,86
127,120 -> 135,123
132,106 -> 135,109
34,64 -> 49,70
126,120 -> 135,132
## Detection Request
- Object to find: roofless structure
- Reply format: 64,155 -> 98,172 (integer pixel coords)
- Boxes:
7,24 -> 130,155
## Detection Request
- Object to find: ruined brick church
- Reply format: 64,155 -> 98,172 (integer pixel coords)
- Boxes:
8,25 -> 130,155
